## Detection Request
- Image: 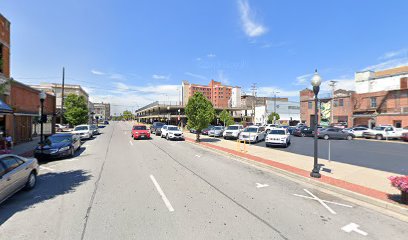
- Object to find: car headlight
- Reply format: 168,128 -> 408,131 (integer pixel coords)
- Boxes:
135,132 -> 139,134
59,146 -> 70,152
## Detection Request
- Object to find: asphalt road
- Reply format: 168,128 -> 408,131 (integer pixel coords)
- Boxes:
0,122 -> 406,240
252,135 -> 408,175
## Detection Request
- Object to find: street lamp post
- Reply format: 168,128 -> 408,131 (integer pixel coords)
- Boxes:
167,106 -> 170,125
310,70 -> 322,178
178,109 -> 181,127
39,91 -> 47,144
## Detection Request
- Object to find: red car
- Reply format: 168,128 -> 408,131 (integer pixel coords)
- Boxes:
402,132 -> 408,142
131,125 -> 150,140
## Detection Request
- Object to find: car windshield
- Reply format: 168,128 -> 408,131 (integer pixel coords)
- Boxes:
74,126 -> 88,131
168,127 -> 179,131
155,123 -> 164,127
214,126 -> 223,130
270,130 -> 286,135
374,127 -> 386,130
227,126 -> 239,130
46,135 -> 71,144
133,126 -> 147,130
244,128 -> 258,133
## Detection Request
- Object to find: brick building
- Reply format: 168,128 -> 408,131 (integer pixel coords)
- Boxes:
182,80 -> 240,108
0,13 -> 10,81
300,66 -> 408,128
93,102 -> 111,121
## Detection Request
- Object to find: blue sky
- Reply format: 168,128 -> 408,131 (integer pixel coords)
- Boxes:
1,0 -> 408,114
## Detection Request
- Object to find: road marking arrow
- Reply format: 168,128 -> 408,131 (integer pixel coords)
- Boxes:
341,222 -> 368,236
256,183 -> 269,188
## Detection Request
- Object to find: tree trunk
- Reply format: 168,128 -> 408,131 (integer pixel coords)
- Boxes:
196,132 -> 200,142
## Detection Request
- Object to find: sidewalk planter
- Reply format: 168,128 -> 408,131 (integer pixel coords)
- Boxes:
388,176 -> 408,204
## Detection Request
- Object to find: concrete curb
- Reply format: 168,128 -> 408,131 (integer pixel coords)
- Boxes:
184,137 -> 408,222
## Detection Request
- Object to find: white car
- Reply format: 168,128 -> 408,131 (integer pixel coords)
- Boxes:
71,125 -> 93,140
265,128 -> 291,147
223,124 -> 244,140
265,124 -> 279,133
345,127 -> 369,137
161,125 -> 184,140
55,124 -> 68,132
238,126 -> 266,143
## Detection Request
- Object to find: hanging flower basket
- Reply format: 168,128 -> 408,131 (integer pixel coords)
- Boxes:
388,176 -> 408,204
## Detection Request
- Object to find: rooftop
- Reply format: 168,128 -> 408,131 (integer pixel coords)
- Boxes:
374,66 -> 408,78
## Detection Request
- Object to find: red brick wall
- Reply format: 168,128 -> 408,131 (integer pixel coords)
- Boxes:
10,81 -> 55,115
187,80 -> 232,108
0,14 -> 10,78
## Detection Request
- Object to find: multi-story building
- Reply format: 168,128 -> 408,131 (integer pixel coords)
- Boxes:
0,13 -> 10,83
300,66 -> 408,128
182,80 -> 240,108
255,100 -> 300,126
93,102 -> 111,121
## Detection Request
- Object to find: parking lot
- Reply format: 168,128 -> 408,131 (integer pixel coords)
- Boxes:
249,136 -> 408,175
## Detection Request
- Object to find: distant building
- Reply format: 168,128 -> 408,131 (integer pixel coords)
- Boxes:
255,101 -> 300,126
0,13 -> 10,81
300,66 -> 408,128
93,102 -> 111,121
182,80 -> 240,108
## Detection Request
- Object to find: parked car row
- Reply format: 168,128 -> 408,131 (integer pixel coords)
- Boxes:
131,124 -> 185,141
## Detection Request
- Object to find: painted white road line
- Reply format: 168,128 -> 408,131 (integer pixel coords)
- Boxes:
40,166 -> 55,172
342,223 -> 368,236
292,194 -> 353,208
149,174 -> 175,212
256,183 -> 269,188
195,155 -> 201,158
129,140 -> 134,146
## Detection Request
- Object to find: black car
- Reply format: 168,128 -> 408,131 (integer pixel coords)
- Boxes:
287,126 -> 297,135
34,133 -> 81,160
104,120 -> 109,125
155,126 -> 163,136
293,126 -> 314,137
150,122 -> 165,134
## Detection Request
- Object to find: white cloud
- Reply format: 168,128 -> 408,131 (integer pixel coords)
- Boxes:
320,78 -> 355,92
184,72 -> 207,80
363,57 -> 408,72
91,69 -> 105,75
294,73 -> 313,85
207,53 -> 216,58
109,73 -> 125,80
238,0 -> 267,37
152,74 -> 170,80
379,48 -> 408,60
217,70 -> 230,85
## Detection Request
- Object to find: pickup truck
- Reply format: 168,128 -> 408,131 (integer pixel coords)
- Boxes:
362,126 -> 408,140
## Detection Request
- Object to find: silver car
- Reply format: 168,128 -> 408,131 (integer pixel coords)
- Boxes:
208,126 -> 225,137
0,154 -> 39,204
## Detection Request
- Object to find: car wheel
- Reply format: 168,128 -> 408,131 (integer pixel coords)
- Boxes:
255,137 -> 258,143
346,135 -> 353,140
70,147 -> 75,158
25,172 -> 37,190
283,142 -> 288,148
376,134 -> 383,140
166,134 -> 169,140
324,135 -> 329,140
301,133 -> 305,137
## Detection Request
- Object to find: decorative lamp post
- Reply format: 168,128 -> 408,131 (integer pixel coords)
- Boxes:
167,106 -> 170,125
39,91 -> 47,144
178,109 -> 181,127
310,70 -> 322,178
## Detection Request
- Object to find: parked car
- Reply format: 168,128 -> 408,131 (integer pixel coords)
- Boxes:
265,128 -> 291,147
104,120 -> 109,125
287,126 -> 297,135
161,125 -> 184,140
0,154 -> 39,204
344,127 -> 369,137
155,126 -> 164,136
131,125 -> 150,140
90,125 -> 100,135
265,124 -> 279,133
55,124 -> 68,132
71,125 -> 93,140
201,125 -> 213,135
238,126 -> 266,143
223,124 -> 244,140
150,122 -> 165,134
34,133 -> 81,160
208,126 -> 225,137
402,132 -> 408,142
318,127 -> 354,140
189,128 -> 197,134
293,126 -> 314,137
363,125 -> 408,140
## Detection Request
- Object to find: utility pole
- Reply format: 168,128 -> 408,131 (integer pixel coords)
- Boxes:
273,91 -> 280,124
60,67 -> 65,124
329,81 -> 337,125
250,83 -> 257,123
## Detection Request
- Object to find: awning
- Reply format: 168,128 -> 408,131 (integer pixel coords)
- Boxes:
0,99 -> 13,114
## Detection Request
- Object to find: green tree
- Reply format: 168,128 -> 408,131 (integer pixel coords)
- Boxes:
267,112 -> 280,124
64,94 -> 89,126
185,92 -> 215,142
219,109 -> 235,127
122,110 -> 133,120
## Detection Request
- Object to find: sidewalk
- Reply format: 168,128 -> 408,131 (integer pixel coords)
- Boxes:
183,131 -> 408,212
9,136 -> 39,157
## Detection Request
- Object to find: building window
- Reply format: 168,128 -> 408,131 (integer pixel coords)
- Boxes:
339,99 -> 344,106
308,101 -> 312,109
370,97 -> 377,108
333,100 -> 338,107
